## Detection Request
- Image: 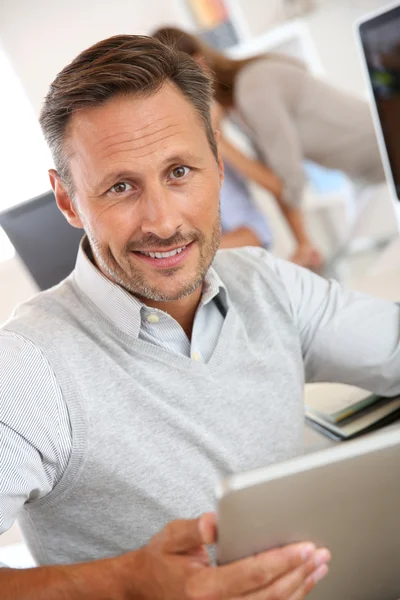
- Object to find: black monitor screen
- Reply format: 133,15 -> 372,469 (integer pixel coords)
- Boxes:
360,5 -> 400,200
0,191 -> 83,291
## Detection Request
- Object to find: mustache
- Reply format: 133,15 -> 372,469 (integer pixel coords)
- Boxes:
126,231 -> 198,252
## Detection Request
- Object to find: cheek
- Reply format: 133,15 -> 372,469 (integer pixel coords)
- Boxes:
183,179 -> 220,225
86,201 -> 140,248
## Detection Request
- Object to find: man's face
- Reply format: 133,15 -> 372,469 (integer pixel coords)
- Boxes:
53,84 -> 223,303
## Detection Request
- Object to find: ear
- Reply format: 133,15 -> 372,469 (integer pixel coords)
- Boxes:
49,169 -> 84,229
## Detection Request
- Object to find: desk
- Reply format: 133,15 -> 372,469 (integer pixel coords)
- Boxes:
303,237 -> 400,453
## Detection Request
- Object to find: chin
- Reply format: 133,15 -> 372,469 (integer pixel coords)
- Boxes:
143,276 -> 203,303
148,286 -> 194,303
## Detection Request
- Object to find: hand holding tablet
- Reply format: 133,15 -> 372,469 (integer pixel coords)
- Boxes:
216,428 -> 400,600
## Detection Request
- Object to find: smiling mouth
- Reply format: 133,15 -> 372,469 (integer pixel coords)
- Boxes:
136,245 -> 188,259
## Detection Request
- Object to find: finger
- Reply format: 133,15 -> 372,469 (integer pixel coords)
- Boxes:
187,542 -> 317,599
302,563 -> 329,595
198,512 -> 217,545
233,550 -> 330,600
284,564 -> 329,600
187,545 -> 212,566
160,513 -> 216,554
260,552 -> 330,600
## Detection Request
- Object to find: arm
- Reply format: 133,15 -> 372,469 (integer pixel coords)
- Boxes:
219,135 -> 323,269
0,559 -> 126,599
219,135 -> 282,199
271,255 -> 400,394
231,67 -> 324,269
0,332 -> 69,538
0,333 -> 120,598
0,513 -> 329,600
213,103 -> 268,250
212,101 -> 281,206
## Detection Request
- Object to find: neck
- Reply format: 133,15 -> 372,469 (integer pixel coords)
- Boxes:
139,286 -> 203,339
88,244 -> 203,338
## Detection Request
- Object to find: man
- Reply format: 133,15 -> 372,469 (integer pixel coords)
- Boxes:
0,34 -> 399,599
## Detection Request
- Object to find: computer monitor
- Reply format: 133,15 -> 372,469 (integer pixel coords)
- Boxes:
356,2 -> 400,203
0,191 -> 83,291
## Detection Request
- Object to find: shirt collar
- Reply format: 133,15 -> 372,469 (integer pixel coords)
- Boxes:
73,237 -> 228,337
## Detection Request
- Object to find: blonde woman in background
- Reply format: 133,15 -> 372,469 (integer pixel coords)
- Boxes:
153,26 -> 386,270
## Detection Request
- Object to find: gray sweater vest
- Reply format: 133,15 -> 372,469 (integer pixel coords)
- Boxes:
5,249 -> 304,566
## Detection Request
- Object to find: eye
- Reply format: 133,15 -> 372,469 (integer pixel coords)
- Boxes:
109,182 -> 134,194
169,166 -> 190,180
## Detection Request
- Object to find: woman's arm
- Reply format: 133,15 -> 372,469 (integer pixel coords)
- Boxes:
219,135 -> 323,269
219,135 -> 282,199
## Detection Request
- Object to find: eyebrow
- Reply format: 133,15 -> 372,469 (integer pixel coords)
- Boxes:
94,152 -> 203,192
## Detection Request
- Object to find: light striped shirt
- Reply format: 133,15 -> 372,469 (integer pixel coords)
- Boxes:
0,241 -> 227,537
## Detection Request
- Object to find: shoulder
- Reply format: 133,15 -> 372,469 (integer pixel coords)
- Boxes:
234,55 -> 306,112
213,247 -> 307,331
0,329 -> 66,436
0,329 -> 58,400
0,330 -> 71,489
4,277 -> 79,331
213,247 -> 336,333
214,245 -> 273,269
213,247 -> 287,297
0,279 -> 83,410
0,329 -> 44,365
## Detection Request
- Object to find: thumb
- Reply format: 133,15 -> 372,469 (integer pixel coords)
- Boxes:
162,513 -> 217,554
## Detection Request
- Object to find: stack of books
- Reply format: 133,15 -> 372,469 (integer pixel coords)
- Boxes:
305,383 -> 400,441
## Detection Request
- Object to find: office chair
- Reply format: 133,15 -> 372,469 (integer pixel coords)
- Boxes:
0,191 -> 83,291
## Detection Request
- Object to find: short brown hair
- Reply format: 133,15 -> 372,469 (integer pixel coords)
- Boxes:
40,34 -> 217,193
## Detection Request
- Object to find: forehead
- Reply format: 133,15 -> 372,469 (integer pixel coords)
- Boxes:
66,84 -> 209,178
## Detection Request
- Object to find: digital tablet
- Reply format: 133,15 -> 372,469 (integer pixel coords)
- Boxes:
216,428 -> 400,600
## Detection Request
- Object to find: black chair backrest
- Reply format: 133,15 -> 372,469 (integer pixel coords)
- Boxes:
0,191 -> 83,291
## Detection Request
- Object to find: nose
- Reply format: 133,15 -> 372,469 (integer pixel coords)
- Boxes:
139,185 -> 183,240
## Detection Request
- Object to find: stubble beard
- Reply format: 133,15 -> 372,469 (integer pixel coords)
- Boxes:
85,215 -> 221,302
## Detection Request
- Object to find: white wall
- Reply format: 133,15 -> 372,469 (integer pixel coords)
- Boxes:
1,0 -> 388,116
305,0 -> 390,95
0,0 -> 288,116
0,257 -> 38,324
0,0 -> 190,115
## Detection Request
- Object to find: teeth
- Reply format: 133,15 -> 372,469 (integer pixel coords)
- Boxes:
139,246 -> 186,259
